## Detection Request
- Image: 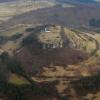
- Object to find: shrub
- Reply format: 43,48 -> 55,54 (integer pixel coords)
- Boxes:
10,33 -> 23,41
25,28 -> 34,32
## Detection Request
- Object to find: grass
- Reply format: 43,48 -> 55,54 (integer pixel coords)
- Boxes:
0,25 -> 26,36
0,13 -> 14,17
0,0 -> 57,21
38,25 -> 62,44
8,74 -> 29,85
64,28 -> 97,54
0,25 -> 28,55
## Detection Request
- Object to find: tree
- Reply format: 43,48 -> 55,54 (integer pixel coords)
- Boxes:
89,18 -> 100,27
0,52 -> 9,63
7,59 -> 36,85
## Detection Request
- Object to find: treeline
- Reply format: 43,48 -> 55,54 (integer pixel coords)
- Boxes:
89,18 -> 100,27
0,52 -> 59,100
57,0 -> 96,4
0,33 -> 23,45
0,52 -> 35,85
70,72 -> 100,96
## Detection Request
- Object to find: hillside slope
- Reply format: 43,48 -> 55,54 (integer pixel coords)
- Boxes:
0,5 -> 100,31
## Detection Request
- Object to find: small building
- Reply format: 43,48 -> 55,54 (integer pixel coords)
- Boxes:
44,28 -> 51,33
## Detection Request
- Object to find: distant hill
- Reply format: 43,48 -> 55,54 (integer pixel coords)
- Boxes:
0,0 -> 99,3
57,0 -> 100,8
58,0 -> 100,3
0,0 -> 14,3
1,5 -> 100,30
57,0 -> 96,3
56,0 -> 98,4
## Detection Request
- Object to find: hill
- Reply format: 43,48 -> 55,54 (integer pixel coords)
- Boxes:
0,24 -> 100,100
0,4 -> 100,31
0,1 -> 100,100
